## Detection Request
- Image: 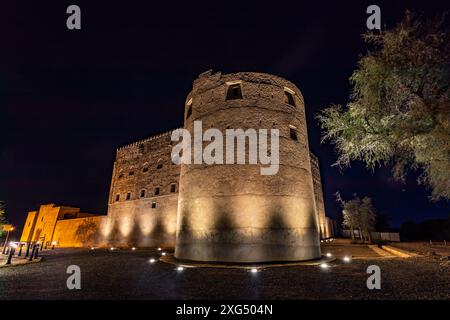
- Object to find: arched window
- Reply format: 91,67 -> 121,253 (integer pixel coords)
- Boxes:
115,194 -> 120,202
126,192 -> 131,200
140,189 -> 146,198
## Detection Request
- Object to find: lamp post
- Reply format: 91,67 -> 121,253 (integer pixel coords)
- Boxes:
2,225 -> 14,254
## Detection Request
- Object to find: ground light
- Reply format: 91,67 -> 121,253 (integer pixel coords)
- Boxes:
250,268 -> 259,273
343,256 -> 352,262
157,247 -> 162,251
161,252 -> 166,256
320,263 -> 329,269
176,266 -> 184,272
110,247 -> 115,251
326,252 -> 332,257
149,258 -> 157,264
132,247 -> 136,251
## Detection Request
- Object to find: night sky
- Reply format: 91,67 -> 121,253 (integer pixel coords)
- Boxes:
1,0 -> 449,231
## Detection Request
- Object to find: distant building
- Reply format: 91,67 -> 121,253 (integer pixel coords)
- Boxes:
20,204 -> 105,248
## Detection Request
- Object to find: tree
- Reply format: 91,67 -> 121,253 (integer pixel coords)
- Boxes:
75,218 -> 99,246
337,193 -> 377,242
359,197 -> 377,242
317,12 -> 450,200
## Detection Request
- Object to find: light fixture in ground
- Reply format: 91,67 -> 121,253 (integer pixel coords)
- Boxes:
157,247 -> 162,251
343,256 -> 351,262
176,266 -> 184,271
320,263 -> 329,269
161,252 -> 167,256
149,258 -> 157,264
132,247 -> 136,251
326,252 -> 332,257
250,268 -> 259,273
110,247 -> 115,251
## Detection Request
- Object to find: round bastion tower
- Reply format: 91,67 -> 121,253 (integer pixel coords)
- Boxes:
175,70 -> 321,262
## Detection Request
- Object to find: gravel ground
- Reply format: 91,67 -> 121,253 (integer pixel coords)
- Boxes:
0,248 -> 449,300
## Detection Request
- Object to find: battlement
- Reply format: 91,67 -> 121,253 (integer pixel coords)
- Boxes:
116,128 -> 182,152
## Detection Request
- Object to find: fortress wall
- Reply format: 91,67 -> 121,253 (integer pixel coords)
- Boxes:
310,153 -> 329,238
105,131 -> 180,247
53,216 -> 106,247
175,71 -> 321,262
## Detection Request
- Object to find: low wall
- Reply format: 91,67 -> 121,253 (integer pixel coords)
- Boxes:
53,216 -> 106,247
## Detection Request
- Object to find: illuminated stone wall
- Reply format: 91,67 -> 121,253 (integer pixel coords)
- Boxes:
310,153 -> 331,238
175,70 -> 321,262
105,131 -> 180,247
20,204 -> 105,248
53,216 -> 106,247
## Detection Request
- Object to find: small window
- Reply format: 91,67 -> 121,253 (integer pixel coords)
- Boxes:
151,201 -> 157,209
115,194 -> 120,202
156,164 -> 163,170
170,184 -> 177,193
41,217 -> 44,222
129,171 -> 134,176
284,91 -> 296,107
126,192 -> 131,200
140,190 -> 146,198
186,105 -> 192,119
143,167 -> 148,172
154,187 -> 160,196
226,83 -> 243,100
289,127 -> 298,141
118,174 -> 124,179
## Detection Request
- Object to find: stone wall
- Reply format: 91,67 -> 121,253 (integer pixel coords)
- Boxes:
175,70 -> 321,262
105,131 -> 180,247
310,153 -> 330,238
53,216 -> 106,247
20,204 -> 105,248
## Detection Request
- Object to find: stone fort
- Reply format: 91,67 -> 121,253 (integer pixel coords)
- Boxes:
21,70 -> 334,262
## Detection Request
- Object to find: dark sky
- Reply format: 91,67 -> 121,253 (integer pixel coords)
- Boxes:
1,0 -> 449,231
